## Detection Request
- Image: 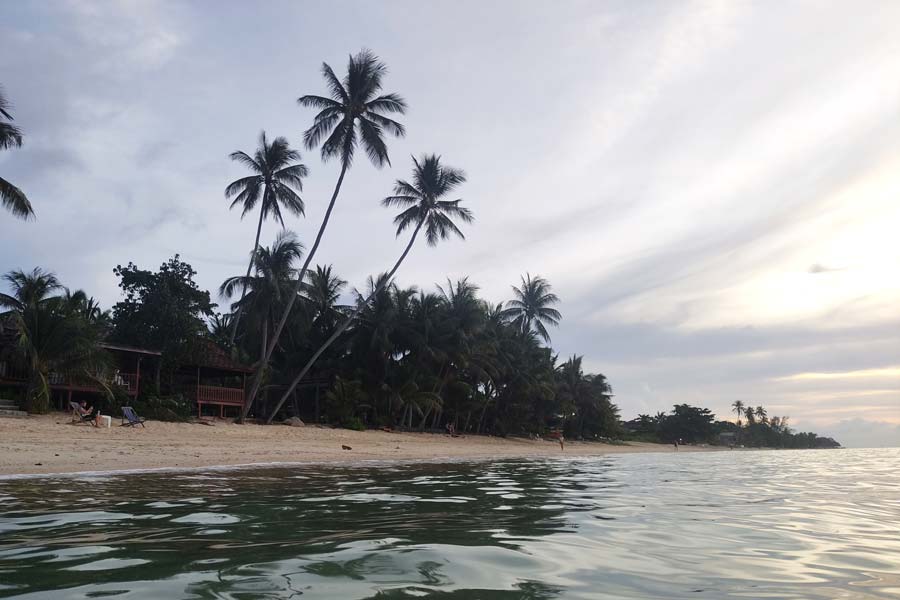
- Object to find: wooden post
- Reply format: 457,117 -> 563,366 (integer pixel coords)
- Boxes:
135,357 -> 142,398
196,366 -> 201,418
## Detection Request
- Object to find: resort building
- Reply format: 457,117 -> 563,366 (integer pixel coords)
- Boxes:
0,320 -> 251,417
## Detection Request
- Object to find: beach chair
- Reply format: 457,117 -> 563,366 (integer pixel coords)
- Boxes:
69,401 -> 91,425
121,406 -> 146,428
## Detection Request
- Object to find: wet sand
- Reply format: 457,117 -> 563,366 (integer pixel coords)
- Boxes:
0,413 -> 720,476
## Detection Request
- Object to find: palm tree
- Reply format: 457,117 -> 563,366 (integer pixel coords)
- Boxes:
225,131 -> 307,343
0,87 -> 32,219
208,313 -> 233,347
744,406 -> 756,425
220,231 -> 304,363
732,400 -> 745,426
264,154 -> 471,422
755,405 -> 768,425
303,265 -> 347,332
242,49 -> 407,419
0,268 -> 108,413
503,274 -> 561,343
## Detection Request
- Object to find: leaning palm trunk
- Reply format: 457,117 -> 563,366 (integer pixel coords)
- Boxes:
229,207 -> 266,344
240,161 -> 349,421
264,217 -> 424,423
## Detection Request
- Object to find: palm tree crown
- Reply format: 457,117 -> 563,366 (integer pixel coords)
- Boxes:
0,86 -> 33,220
299,49 -> 407,168
382,154 -> 472,245
732,400 -> 745,425
225,131 -> 307,225
220,231 -> 304,309
503,273 -> 561,343
0,268 -> 61,311
304,265 -> 347,328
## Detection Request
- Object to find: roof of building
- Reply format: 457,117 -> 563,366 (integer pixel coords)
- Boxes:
186,338 -> 255,373
99,342 -> 162,356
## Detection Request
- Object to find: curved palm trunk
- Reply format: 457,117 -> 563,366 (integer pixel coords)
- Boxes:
229,204 -> 267,345
264,217 -> 425,423
240,161 -> 349,421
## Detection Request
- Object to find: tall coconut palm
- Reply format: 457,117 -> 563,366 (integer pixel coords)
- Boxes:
732,400 -> 745,427
220,231 -> 304,363
264,154 -> 471,422
0,268 -> 108,413
0,87 -> 32,219
502,274 -> 561,343
755,405 -> 768,425
242,49 -> 407,419
744,406 -> 756,425
225,132 -> 307,343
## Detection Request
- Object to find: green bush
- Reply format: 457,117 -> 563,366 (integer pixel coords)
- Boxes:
132,394 -> 192,422
343,416 -> 366,431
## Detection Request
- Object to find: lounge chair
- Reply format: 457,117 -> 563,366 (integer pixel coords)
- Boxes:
69,401 -> 93,425
121,406 -> 146,428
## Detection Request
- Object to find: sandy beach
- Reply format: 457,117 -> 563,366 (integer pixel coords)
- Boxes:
0,413 -> 721,477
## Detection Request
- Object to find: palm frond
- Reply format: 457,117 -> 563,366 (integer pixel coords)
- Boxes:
366,92 -> 407,114
303,112 -> 342,150
297,94 -> 342,110
224,175 -> 261,199
358,117 -> 390,167
365,111 -> 406,138
0,122 -> 23,150
321,62 -> 349,103
0,176 -> 33,219
229,150 -> 260,173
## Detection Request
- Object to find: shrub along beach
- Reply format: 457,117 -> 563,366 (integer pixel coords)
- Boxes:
0,52 -> 838,476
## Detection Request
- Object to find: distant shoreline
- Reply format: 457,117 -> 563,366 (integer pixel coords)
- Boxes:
0,413 -> 727,478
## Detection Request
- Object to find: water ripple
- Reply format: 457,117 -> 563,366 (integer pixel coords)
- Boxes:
0,448 -> 898,599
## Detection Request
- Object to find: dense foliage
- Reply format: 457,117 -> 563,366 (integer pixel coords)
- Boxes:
217,236 -> 620,437
628,404 -> 840,448
110,256 -> 215,390
0,269 -> 109,412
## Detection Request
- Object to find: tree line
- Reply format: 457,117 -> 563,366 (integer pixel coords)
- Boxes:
627,403 -> 840,449
0,258 -> 622,439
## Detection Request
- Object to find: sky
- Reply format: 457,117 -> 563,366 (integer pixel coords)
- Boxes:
1,0 -> 898,447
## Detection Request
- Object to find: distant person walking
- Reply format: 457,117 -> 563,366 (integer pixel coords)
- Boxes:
673,439 -> 679,451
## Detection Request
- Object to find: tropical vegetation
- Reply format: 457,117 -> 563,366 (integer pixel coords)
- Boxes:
0,86 -> 33,219
0,269 -> 108,412
242,49 -> 408,419
225,132 -> 307,343
628,404 -> 840,449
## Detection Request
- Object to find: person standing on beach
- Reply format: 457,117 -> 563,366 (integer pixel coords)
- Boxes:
673,439 -> 678,451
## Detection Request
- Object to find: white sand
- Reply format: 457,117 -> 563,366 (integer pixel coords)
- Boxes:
0,413 -> 719,476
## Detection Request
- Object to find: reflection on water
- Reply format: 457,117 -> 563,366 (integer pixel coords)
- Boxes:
1,448 -> 898,599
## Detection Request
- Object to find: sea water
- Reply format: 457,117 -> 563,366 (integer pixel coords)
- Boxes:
0,448 -> 897,599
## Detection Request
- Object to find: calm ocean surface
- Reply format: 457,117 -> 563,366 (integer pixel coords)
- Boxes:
0,448 -> 898,599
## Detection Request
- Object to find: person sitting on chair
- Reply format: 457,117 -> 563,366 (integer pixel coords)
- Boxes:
77,400 -> 101,427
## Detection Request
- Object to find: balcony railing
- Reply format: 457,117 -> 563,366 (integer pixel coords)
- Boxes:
39,370 -> 140,395
197,385 -> 244,406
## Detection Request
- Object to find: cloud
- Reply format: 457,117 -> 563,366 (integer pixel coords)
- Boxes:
808,263 -> 844,274
774,367 -> 900,382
